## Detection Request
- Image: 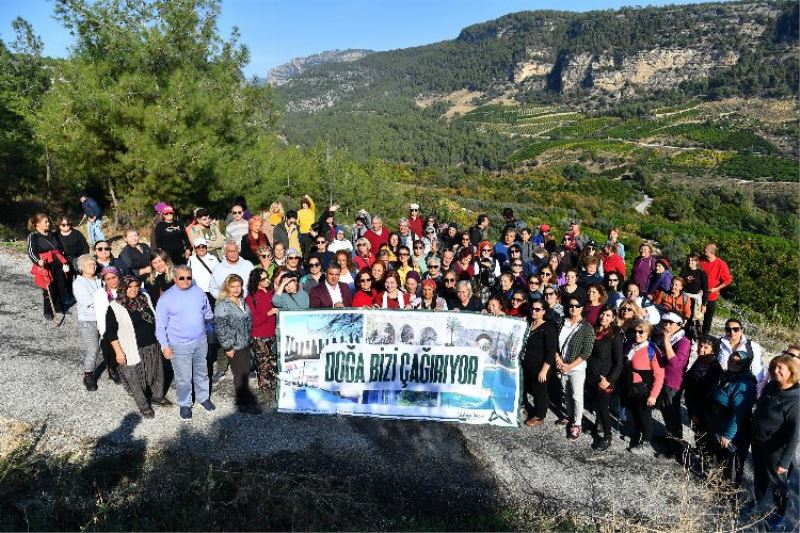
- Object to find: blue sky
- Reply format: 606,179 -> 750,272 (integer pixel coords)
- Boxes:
1,0 -> 729,78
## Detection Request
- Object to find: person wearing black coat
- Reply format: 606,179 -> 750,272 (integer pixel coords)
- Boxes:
750,353 -> 800,527
585,305 -> 624,450
522,300 -> 558,426
683,336 -> 724,439
152,207 -> 192,265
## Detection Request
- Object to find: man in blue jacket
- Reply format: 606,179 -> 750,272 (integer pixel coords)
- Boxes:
79,191 -> 105,245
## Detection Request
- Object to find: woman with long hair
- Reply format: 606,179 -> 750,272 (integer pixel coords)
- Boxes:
522,299 -> 557,428
373,270 -> 412,309
585,305 -> 624,451
585,284 -> 608,327
555,296 -> 595,440
371,260 -> 387,293
395,245 -> 420,285
215,274 -> 260,414
335,250 -> 358,292
351,268 -> 377,308
245,268 -> 280,405
145,249 -> 175,307
106,276 -> 170,418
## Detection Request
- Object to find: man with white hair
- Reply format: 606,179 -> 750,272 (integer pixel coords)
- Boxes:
209,241 -> 254,299
364,213 -> 389,252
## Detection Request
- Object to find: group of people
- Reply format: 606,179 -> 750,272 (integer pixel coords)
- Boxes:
25,194 -> 797,529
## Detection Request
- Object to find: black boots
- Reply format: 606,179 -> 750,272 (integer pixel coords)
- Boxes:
83,372 -> 97,391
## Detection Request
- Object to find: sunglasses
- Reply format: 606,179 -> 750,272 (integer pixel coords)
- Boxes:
232,210 -> 243,215
428,264 -> 440,269
358,243 -> 367,247
635,329 -> 647,335
531,307 -> 544,312
725,326 -> 742,332
309,262 -> 321,267
528,280 -> 540,285
481,249 -> 492,253
288,256 -> 300,260
541,272 -> 552,276
781,350 -> 800,358
462,237 -> 470,241
410,208 -> 418,212
444,278 -> 456,283
568,304 -> 583,309
621,307 -> 633,313
60,223 -> 71,227
260,253 -> 271,258
95,246 -> 110,251
259,275 -> 269,281
512,263 -> 523,267
178,276 -> 192,281
608,278 -> 619,283
512,298 -> 524,303
317,240 -> 327,244
359,278 -> 372,283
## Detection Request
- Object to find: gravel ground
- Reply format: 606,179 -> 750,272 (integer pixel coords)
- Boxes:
0,246 -> 795,530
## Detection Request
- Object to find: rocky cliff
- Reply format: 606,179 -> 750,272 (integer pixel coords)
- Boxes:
267,49 -> 373,87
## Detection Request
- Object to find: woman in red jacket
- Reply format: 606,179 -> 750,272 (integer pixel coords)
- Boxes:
351,268 -> 377,308
245,268 -> 279,404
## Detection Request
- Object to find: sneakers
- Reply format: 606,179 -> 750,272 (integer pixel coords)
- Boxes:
211,370 -> 227,384
525,417 -> 545,428
83,372 -> 97,391
139,406 -> 155,419
179,406 -> 192,420
592,437 -> 612,451
200,399 -> 216,412
629,441 -> 655,456
151,397 -> 173,407
568,424 -> 582,440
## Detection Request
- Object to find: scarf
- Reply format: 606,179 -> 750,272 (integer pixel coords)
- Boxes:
626,340 -> 649,361
382,290 -> 404,309
116,275 -> 155,323
247,232 -> 269,256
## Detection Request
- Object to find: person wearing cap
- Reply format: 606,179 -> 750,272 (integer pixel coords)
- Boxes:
655,311 -> 692,459
187,238 -> 220,303
310,263 -> 353,309
187,208 -> 225,259
533,224 -> 550,247
272,269 -> 310,310
700,243 -> 733,335
646,258 -> 673,299
153,205 -> 192,266
718,318 -> 766,394
79,192 -> 105,245
209,241 -> 254,300
704,346 -> 757,486
284,247 -> 306,278
407,203 -> 423,238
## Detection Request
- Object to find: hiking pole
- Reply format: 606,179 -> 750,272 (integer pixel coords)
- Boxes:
44,282 -> 60,327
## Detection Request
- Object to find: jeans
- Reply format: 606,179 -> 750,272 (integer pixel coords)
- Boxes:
87,218 -> 105,246
560,361 -> 586,426
170,337 -> 209,407
77,320 -> 100,373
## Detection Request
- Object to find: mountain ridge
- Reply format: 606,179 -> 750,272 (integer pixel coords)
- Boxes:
267,49 -> 374,87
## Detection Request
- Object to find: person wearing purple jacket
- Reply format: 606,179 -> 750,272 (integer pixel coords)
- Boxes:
155,264 -> 215,420
656,312 -> 692,459
631,243 -> 657,294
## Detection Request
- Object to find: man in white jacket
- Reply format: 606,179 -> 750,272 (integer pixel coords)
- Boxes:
187,238 -> 220,301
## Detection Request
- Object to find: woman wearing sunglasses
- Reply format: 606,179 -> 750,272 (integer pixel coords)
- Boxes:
245,268 -> 280,405
522,300 -> 557,428
351,268 -> 377,308
93,240 -> 129,278
555,297 -> 595,440
585,304 -> 624,451
718,318 -> 766,394
622,320 -> 664,455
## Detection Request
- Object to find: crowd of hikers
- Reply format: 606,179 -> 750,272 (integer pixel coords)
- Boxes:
25,192 -> 798,529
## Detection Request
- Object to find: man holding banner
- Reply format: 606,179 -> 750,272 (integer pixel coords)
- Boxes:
309,264 -> 353,309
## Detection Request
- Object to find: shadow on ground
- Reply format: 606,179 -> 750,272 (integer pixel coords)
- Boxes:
0,411 -> 520,532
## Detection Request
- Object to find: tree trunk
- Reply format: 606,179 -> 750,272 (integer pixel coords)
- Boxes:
44,146 -> 52,202
108,177 -> 119,234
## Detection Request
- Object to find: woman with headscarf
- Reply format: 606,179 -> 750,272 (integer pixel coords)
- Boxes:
106,276 -> 170,418
95,266 -> 123,385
